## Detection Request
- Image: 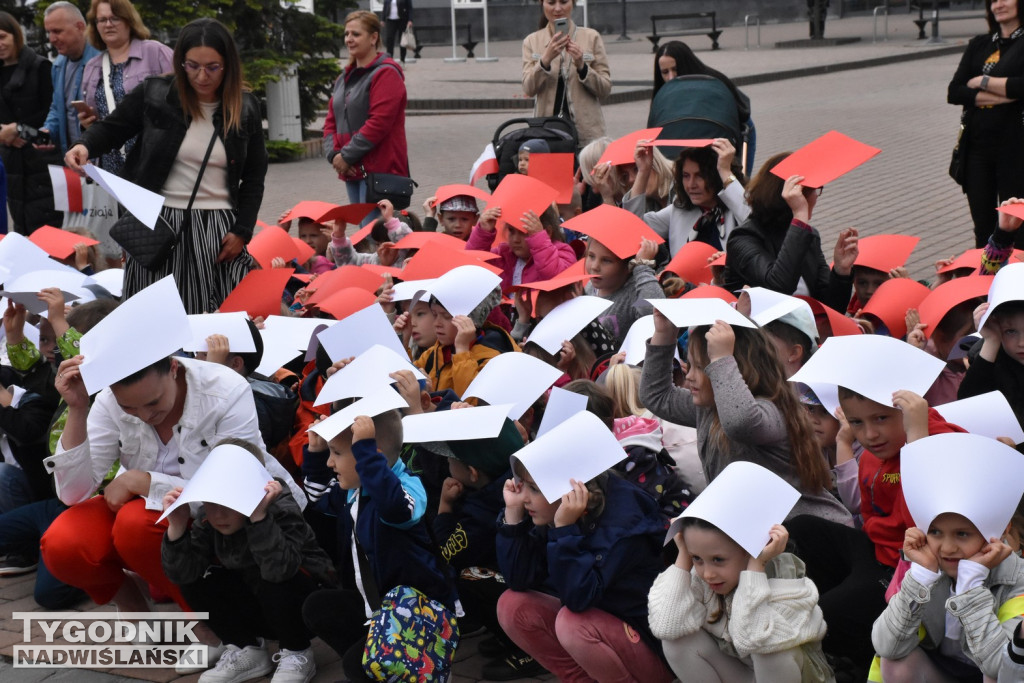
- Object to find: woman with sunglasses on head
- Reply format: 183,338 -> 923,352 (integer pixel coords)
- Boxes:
722,152 -> 859,314
64,18 -> 266,314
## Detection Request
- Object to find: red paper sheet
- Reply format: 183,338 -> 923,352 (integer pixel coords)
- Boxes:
770,130 -> 881,188
561,204 -> 665,259
680,285 -> 738,304
483,174 -> 560,232
796,295 -> 863,338
316,287 -> 378,321
29,225 -> 99,259
917,275 -> 993,340
663,241 -> 719,285
400,240 -> 503,280
639,139 -> 715,148
527,153 -> 575,204
853,234 -> 920,273
511,270 -> 593,292
218,268 -> 294,319
247,225 -> 300,270
859,278 -> 931,339
306,265 -> 385,306
434,184 -> 492,207
597,127 -> 663,166
291,237 -> 316,264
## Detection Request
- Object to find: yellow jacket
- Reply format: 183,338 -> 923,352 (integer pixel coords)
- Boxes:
414,323 -> 520,399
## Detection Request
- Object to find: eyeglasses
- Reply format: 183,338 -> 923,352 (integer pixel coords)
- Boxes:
803,186 -> 825,197
182,61 -> 223,76
96,16 -> 123,25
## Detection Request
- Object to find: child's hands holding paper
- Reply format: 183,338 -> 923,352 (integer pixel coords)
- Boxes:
673,532 -> 693,571
554,478 -> 589,528
351,415 -> 375,443
892,389 -> 928,443
705,320 -> 735,363
162,486 -> 190,542
250,479 -> 282,523
308,415 -> 328,452
749,524 -> 789,572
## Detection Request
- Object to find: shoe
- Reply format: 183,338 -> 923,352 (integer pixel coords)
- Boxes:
271,646 -> 316,683
198,639 -> 272,683
0,553 -> 38,576
176,642 -> 227,675
481,652 -> 546,681
476,635 -> 506,658
457,618 -> 487,638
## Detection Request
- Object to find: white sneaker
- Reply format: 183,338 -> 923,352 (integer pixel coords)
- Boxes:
198,639 -> 272,683
270,646 -> 316,683
176,641 -> 227,675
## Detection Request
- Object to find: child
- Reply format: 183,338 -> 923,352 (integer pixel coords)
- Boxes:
161,439 -> 332,683
959,296 -> 1024,430
496,464 -> 674,682
392,296 -> 438,360
584,236 -> 664,347
302,408 -> 459,682
465,204 -> 576,292
795,383 -> 862,523
516,138 -> 550,175
62,226 -> 104,274
294,217 -> 334,274
650,519 -> 832,682
427,194 -> 480,241
331,199 -> 413,267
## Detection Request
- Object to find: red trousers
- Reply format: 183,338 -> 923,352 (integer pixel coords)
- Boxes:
40,497 -> 187,608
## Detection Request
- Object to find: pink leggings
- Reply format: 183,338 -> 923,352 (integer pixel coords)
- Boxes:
496,590 -> 673,683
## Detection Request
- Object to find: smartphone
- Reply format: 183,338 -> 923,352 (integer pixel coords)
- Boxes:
554,17 -> 568,35
71,100 -> 93,116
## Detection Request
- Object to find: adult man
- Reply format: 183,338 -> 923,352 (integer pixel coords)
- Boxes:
41,2 -> 99,154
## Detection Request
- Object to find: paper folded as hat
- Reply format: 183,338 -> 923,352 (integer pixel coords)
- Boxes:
29,226 -> 100,260
183,312 -> 257,353
247,225 -> 301,270
402,404 -> 515,444
280,201 -> 376,225
770,130 -> 881,188
527,153 -> 575,204
597,127 -> 663,166
526,295 -> 612,355
561,204 -> 665,259
859,278 -> 930,339
218,268 -> 294,320
978,262 -> 1024,330
663,241 -> 718,285
852,234 -> 920,274
316,287 -> 378,321
308,386 -> 410,442
433,183 -> 492,208
400,240 -> 503,280
305,265 -> 384,306
934,391 -> 1024,444
650,297 -> 757,329
916,276 -> 992,340
680,285 -> 737,304
315,344 -> 425,406
484,174 -> 560,232
619,315 -> 680,366
157,444 -> 274,523
795,295 -> 863,338
316,303 -> 408,362
463,351 -> 563,420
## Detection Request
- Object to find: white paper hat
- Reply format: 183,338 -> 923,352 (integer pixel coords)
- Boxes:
511,410 -> 626,503
316,303 -> 407,362
527,296 -> 613,355
157,444 -> 273,523
668,461 -> 800,557
902,432 -> 1024,540
402,404 -> 514,443
426,265 -> 502,317
79,276 -> 191,395
183,312 -> 257,353
935,392 -> 1024,444
315,345 -> 425,406
649,298 -> 757,330
788,334 -> 945,407
978,261 -> 1024,330
462,351 -> 563,420
619,315 -> 681,366
744,287 -> 819,344
308,386 -> 410,442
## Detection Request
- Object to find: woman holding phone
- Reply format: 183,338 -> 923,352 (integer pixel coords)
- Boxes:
522,0 -> 611,148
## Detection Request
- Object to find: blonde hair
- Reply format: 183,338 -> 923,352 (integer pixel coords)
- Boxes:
344,10 -> 382,67
578,137 -> 612,187
604,364 -> 645,418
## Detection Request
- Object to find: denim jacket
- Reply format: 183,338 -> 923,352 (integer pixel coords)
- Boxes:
43,44 -> 102,153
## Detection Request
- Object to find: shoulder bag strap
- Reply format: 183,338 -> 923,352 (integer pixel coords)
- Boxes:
177,128 -> 219,247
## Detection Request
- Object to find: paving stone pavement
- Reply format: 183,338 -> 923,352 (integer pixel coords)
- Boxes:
0,10 -> 989,682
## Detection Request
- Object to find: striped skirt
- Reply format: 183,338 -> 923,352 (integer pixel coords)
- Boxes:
122,207 -> 254,314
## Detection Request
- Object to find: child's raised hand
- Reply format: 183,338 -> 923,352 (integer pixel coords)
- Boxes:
377,273 -> 395,311
903,527 -> 938,572
271,256 -> 287,269
889,266 -> 909,280
38,286 -> 68,328
521,210 -> 543,235
998,197 -> 1024,233
479,206 -> 501,232
204,334 -> 231,365
892,389 -> 929,443
324,356 -> 356,378
503,478 -> 527,524
672,531 -> 693,571
329,220 -> 345,239
308,415 -> 328,452
162,487 -> 190,541
974,302 -> 998,343
905,307 -> 920,335
705,320 -> 736,362
608,350 -> 627,366
906,322 -> 928,350
750,524 -> 789,572
2,299 -> 26,344
351,414 -> 375,443
389,369 -> 422,414
555,339 -> 575,372
74,242 -> 91,270
452,315 -> 477,354
553,478 -> 589,528
933,255 -> 956,285
376,241 -> 398,267
636,237 -> 659,262
250,479 -> 282,523
651,307 -> 678,345
423,196 -> 437,219
450,401 -> 473,410
439,477 -> 464,512
513,289 -> 533,323
834,404 -> 855,447
969,537 -> 1013,570
832,228 -> 859,277
377,199 -> 395,222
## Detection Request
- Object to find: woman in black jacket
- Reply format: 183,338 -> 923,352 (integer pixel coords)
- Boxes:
64,18 -> 266,313
381,0 -> 413,65
948,0 -> 1024,248
0,12 -> 61,234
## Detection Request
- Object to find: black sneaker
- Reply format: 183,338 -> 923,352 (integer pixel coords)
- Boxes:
0,554 -> 38,576
481,653 -> 546,681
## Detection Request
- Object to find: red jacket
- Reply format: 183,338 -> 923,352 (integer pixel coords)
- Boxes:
859,408 -> 967,567
323,53 -> 409,179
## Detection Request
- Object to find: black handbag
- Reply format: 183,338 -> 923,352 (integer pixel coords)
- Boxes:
110,129 -> 219,270
363,170 -> 417,210
949,112 -> 968,187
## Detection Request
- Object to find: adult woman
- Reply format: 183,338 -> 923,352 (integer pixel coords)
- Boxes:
65,18 -> 265,314
0,12 -> 60,234
723,153 -> 859,314
323,10 -> 408,212
948,0 -> 1024,248
381,0 -> 413,65
624,138 -> 750,254
522,0 -> 611,148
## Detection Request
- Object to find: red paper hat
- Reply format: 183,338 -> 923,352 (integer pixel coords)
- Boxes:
998,203 -> 1024,221
247,225 -> 300,270
349,222 -> 376,246
597,127 -> 662,166
306,265 -> 384,306
484,174 -> 560,232
255,219 -> 275,231
511,270 -> 592,292
393,231 -> 472,251
562,204 -> 665,259
434,184 -> 492,207
29,226 -> 99,259
663,241 -> 719,285
859,278 -> 931,339
400,240 -> 502,280
280,201 -> 376,226
770,131 -> 881,188
853,234 -> 920,273
796,295 -> 863,338
218,268 -> 294,319
917,275 -> 993,340
291,236 -> 315,264
937,248 -> 1024,274
711,252 -> 727,267
527,153 -> 575,204
680,285 -> 738,304
361,263 -> 405,279
315,287 -> 378,321
560,258 -> 587,278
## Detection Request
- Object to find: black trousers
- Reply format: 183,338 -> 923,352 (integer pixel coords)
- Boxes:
384,19 -> 408,63
456,570 -> 517,648
180,566 -> 318,651
786,515 -> 893,670
964,130 -> 1024,248
303,588 -> 371,681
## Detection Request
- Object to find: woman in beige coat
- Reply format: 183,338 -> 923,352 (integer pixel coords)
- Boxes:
521,0 -> 611,147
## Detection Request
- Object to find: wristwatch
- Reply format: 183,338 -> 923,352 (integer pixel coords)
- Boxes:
981,75 -> 991,91
723,173 -> 737,188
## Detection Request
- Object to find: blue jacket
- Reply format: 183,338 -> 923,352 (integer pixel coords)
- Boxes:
496,474 -> 668,647
302,440 -> 456,610
44,44 -> 101,153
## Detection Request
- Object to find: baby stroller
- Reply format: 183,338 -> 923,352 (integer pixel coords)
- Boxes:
486,116 -> 578,191
647,74 -> 755,176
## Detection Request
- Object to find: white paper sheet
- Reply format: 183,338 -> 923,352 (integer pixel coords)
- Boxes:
2,289 -> 78,314
156,444 -> 274,523
935,392 -> 1024,444
308,386 -> 410,442
1,267 -> 96,313
668,461 -> 800,557
402,404 -> 515,442
91,268 -> 124,298
620,315 -> 681,366
788,335 -> 945,407
316,303 -> 407,363
978,261 -> 1024,330
526,296 -> 613,355
427,265 -> 501,317
84,163 -> 164,229
315,344 -> 425,406
0,232 -> 60,283
392,278 -> 436,303
536,386 -> 588,439
902,432 -> 1024,540
254,322 -> 303,377
183,313 -> 257,353
512,411 -> 626,503
79,276 -> 191,394
462,351 -> 562,420
744,287 -> 816,332
649,298 -> 757,329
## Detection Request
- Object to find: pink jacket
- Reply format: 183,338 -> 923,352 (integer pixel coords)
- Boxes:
465,224 -> 577,292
